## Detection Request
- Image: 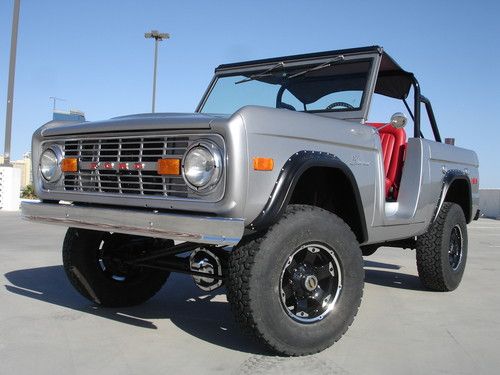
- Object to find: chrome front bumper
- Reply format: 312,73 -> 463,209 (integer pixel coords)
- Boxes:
21,201 -> 244,246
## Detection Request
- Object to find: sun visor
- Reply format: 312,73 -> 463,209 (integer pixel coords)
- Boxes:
375,71 -> 414,99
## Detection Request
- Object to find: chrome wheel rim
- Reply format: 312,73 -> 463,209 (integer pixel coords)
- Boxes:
449,225 -> 463,270
279,243 -> 342,323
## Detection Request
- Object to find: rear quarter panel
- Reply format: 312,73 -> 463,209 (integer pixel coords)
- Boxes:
423,140 -> 479,222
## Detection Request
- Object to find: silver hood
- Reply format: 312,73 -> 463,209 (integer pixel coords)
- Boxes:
40,112 -> 229,137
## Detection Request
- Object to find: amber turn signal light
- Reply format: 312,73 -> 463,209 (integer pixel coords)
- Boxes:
157,158 -> 181,175
253,157 -> 274,171
60,158 -> 78,172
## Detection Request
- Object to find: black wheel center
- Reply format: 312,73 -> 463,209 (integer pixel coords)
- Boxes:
102,256 -> 129,274
280,243 -> 342,323
448,225 -> 463,270
97,236 -> 154,282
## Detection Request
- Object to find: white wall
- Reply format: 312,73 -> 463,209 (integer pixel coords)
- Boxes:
0,166 -> 21,211
479,189 -> 500,219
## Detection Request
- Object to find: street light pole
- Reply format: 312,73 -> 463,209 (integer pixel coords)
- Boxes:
152,37 -> 159,113
3,0 -> 21,166
145,30 -> 169,113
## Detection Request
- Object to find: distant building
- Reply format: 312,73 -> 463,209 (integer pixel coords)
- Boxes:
53,109 -> 85,122
0,153 -> 32,189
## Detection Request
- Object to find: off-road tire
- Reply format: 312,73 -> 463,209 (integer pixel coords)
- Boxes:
226,205 -> 364,356
416,202 -> 468,291
63,228 -> 171,307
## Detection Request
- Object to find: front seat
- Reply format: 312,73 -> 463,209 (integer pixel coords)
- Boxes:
366,122 -> 407,200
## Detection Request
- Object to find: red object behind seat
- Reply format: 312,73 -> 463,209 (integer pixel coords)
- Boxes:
366,123 -> 407,199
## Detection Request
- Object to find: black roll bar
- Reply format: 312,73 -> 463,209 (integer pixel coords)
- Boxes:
420,95 -> 442,142
411,76 -> 441,142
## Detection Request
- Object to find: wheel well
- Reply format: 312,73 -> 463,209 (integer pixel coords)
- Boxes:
444,179 -> 471,222
289,167 -> 366,242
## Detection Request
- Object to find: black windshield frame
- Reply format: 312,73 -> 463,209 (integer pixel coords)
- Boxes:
197,53 -> 380,121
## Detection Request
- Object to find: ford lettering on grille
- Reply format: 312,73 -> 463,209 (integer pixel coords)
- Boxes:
83,161 -> 147,171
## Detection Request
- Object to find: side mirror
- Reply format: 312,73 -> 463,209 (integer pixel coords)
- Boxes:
390,112 -> 407,129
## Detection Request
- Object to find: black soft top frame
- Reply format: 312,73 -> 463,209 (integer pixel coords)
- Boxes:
216,45 -> 414,100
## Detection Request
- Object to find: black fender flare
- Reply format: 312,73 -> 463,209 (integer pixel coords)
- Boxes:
249,150 -> 368,242
433,169 -> 472,223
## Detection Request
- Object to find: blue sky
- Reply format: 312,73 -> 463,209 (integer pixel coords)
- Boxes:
1,0 -> 499,186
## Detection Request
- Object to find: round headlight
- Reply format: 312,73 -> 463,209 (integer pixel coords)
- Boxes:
182,142 -> 222,190
40,148 -> 61,182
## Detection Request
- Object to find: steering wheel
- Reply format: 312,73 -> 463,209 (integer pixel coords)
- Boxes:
325,102 -> 354,110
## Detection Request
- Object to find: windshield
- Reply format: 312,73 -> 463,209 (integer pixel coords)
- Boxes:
200,59 -> 372,115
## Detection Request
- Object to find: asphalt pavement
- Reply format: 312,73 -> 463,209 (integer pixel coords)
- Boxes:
1,211 -> 499,374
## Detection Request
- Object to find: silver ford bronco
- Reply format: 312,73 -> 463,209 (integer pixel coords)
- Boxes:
22,46 -> 479,355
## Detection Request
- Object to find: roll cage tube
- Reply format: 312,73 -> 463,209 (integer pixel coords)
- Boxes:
420,95 -> 442,142
411,76 -> 442,142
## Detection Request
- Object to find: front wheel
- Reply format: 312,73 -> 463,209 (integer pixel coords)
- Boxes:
416,202 -> 468,291
62,228 -> 172,307
226,205 -> 364,356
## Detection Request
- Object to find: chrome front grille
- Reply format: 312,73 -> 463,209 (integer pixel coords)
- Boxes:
63,135 -> 190,198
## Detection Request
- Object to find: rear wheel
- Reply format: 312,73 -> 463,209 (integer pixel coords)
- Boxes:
226,205 -> 364,356
62,228 -> 172,307
416,202 -> 468,291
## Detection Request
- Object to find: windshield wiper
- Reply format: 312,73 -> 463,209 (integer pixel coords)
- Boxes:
287,55 -> 344,79
235,62 -> 285,84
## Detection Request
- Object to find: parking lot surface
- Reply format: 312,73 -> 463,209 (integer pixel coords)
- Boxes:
1,211 -> 499,374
